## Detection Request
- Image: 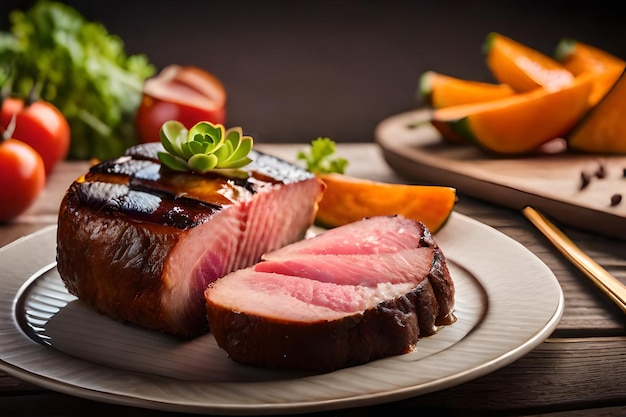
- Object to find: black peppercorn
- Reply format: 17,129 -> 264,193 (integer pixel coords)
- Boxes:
610,194 -> 622,207
580,171 -> 592,190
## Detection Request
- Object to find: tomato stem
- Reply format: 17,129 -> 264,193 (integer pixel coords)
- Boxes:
26,79 -> 44,106
1,114 -> 17,143
1,75 -> 16,143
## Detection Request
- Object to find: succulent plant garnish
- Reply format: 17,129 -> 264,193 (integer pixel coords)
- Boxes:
297,137 -> 348,174
158,120 -> 253,174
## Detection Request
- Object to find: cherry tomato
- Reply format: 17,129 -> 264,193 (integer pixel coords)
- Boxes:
136,65 -> 227,143
1,97 -> 71,176
0,138 -> 46,222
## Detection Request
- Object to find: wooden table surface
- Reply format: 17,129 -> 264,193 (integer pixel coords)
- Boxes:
1,143 -> 625,417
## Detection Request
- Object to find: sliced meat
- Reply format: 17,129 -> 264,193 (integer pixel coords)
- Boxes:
56,143 -> 324,338
205,215 -> 455,372
254,248 -> 435,286
263,215 -> 433,258
263,216 -> 455,325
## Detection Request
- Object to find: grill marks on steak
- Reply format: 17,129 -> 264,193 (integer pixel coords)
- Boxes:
56,143 -> 324,338
205,216 -> 455,372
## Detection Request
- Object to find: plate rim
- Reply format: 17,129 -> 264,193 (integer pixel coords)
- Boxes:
0,214 -> 564,414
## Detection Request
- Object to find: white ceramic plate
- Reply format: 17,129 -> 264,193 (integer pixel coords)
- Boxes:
0,213 -> 563,415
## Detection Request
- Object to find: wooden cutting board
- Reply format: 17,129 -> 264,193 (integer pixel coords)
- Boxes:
375,109 -> 626,240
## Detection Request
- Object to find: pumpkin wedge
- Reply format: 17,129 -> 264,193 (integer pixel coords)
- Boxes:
568,69 -> 626,154
431,74 -> 593,154
419,70 -> 515,108
315,173 -> 457,233
554,38 -> 625,106
484,32 -> 574,92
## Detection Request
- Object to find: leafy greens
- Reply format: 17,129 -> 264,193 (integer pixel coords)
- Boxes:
0,0 -> 155,160
297,137 -> 348,174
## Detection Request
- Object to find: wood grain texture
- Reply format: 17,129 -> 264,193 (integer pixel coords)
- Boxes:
405,337 -> 626,412
455,197 -> 626,335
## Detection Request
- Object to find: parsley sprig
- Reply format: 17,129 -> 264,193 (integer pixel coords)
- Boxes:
297,137 -> 348,174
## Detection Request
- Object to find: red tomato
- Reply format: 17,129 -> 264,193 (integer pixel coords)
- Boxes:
136,65 -> 227,143
0,138 -> 46,222
1,97 -> 71,176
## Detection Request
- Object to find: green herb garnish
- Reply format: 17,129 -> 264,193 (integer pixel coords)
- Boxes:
297,137 -> 348,174
158,120 -> 253,174
0,0 -> 155,161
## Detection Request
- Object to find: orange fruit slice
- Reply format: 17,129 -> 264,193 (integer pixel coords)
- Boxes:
484,32 -> 574,92
555,38 -> 625,106
419,71 -> 515,108
568,69 -> 626,154
555,38 -> 625,75
431,74 -> 593,154
315,173 -> 457,233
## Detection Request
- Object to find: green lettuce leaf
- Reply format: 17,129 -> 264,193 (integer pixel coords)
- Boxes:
0,0 -> 155,160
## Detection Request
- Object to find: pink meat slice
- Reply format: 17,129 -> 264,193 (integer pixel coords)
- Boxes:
206,268 -> 419,321
254,247 -> 435,286
205,215 -> 455,372
262,215 -> 431,259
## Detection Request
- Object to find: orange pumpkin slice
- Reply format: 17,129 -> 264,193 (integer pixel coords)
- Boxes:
431,74 -> 593,154
419,70 -> 515,108
484,32 -> 574,92
315,173 -> 457,233
568,69 -> 626,154
554,38 -> 625,106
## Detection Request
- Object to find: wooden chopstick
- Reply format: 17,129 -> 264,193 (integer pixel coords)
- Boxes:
522,206 -> 626,314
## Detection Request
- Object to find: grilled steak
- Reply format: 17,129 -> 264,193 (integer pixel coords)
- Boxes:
56,143 -> 324,338
205,216 -> 455,371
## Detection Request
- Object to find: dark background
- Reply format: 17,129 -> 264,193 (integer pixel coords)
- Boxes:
2,0 -> 625,144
